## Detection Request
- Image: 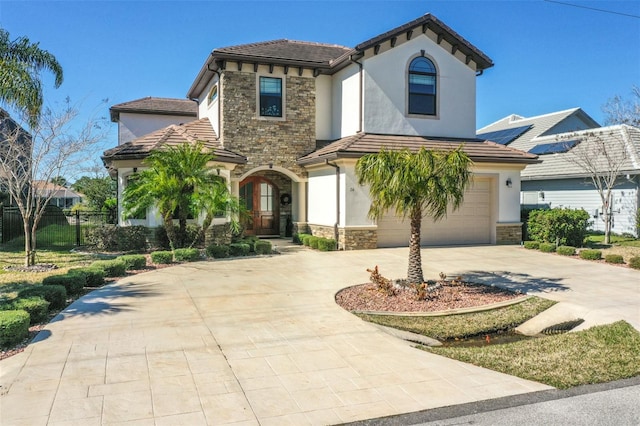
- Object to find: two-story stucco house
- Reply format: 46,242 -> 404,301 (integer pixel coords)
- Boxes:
103,13 -> 538,249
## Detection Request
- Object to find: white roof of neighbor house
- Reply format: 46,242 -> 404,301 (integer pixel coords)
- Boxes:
477,108 -> 601,153
520,125 -> 640,180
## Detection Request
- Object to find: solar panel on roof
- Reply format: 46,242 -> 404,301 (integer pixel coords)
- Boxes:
477,124 -> 533,145
528,140 -> 580,155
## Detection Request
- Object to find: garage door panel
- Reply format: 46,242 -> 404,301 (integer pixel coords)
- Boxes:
377,178 -> 493,247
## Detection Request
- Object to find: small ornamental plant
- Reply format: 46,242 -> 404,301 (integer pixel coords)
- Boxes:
556,246 -> 576,256
539,243 -> 556,253
605,254 -> 624,265
579,249 -> 602,260
523,241 -> 540,250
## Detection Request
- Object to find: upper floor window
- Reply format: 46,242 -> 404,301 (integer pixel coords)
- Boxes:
259,77 -> 282,117
207,84 -> 218,105
408,57 -> 437,115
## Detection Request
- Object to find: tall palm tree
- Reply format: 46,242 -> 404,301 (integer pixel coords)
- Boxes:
123,142 -> 239,250
356,147 -> 472,284
0,28 -> 63,128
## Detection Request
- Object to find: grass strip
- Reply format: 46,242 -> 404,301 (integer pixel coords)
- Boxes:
426,321 -> 640,389
355,296 -> 555,340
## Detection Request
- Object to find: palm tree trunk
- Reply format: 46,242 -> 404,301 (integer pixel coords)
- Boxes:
407,207 -> 424,284
163,211 -> 178,251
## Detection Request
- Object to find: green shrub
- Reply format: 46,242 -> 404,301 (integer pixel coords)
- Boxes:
117,254 -> 147,270
527,208 -> 589,247
69,267 -> 105,287
2,297 -> 50,324
292,233 -> 302,244
317,238 -> 336,251
84,224 -> 148,251
605,254 -> 625,264
539,243 -> 556,253
150,250 -> 174,264
556,246 -> 576,256
295,233 -> 311,245
301,234 -> 313,246
229,243 -> 251,257
173,248 -> 200,262
42,273 -> 85,296
91,259 -> 127,277
154,224 -> 203,250
629,257 -> 640,270
18,285 -> 67,310
523,241 -> 540,250
205,244 -> 229,258
0,310 -> 30,346
579,249 -> 602,260
254,240 -> 272,255
308,236 -> 320,249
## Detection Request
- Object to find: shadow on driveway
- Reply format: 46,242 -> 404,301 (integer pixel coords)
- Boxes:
462,271 -> 570,294
49,281 -> 160,322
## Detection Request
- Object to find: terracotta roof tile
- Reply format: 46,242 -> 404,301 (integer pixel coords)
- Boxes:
110,97 -> 198,121
297,133 -> 538,165
102,118 -> 246,167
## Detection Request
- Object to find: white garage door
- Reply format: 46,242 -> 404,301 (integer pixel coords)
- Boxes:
377,178 -> 493,247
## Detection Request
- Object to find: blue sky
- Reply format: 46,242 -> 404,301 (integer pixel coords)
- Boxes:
1,0 -> 639,155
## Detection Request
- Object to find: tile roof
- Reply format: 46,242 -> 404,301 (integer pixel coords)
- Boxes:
521,125 -> 640,180
213,39 -> 353,68
102,118 -> 246,168
297,133 -> 539,166
188,13 -> 493,98
110,97 -> 198,122
33,181 -> 83,198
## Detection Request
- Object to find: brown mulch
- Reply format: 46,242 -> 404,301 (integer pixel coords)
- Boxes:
335,281 -> 521,313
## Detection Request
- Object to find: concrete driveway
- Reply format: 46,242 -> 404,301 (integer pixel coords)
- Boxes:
1,244 -> 638,425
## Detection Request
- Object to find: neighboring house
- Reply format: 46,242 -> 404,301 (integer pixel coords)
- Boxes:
478,109 -> 640,236
104,13 -> 539,249
33,181 -> 83,209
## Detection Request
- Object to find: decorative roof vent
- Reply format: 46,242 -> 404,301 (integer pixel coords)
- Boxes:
508,114 -> 524,123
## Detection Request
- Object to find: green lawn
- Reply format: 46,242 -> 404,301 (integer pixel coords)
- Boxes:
585,233 -> 640,247
427,321 -> 640,389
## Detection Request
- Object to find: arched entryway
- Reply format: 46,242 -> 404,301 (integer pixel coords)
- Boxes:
239,176 -> 279,236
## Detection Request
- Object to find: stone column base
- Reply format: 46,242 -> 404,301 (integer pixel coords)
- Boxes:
496,222 -> 522,244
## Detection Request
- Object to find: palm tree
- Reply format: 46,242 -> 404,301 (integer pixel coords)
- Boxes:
356,147 -> 472,284
0,28 -> 63,128
123,142 -> 239,250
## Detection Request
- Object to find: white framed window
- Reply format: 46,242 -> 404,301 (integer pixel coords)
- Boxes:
207,84 -> 218,105
257,75 -> 285,120
408,56 -> 437,116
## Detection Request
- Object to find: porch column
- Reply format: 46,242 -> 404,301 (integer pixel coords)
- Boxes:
292,181 -> 306,223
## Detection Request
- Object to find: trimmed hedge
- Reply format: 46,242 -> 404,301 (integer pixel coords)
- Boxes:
2,296 -> 50,324
174,248 -> 200,262
629,257 -> 640,270
229,243 -> 251,257
579,249 -> 602,260
308,236 -> 320,249
605,254 -> 625,264
527,208 -> 589,247
42,273 -> 85,296
0,310 -> 30,346
150,251 -> 173,264
91,259 -> 127,277
84,224 -> 148,252
523,241 -> 540,250
317,238 -> 336,251
300,234 -> 313,246
206,245 -> 229,259
556,246 -> 576,256
118,254 -> 147,270
69,267 -> 105,287
539,243 -> 556,253
254,240 -> 272,255
18,285 -> 67,310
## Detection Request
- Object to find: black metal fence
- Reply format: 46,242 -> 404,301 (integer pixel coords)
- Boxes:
1,206 -> 111,248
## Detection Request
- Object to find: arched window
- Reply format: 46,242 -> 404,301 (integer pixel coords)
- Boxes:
408,56 -> 437,115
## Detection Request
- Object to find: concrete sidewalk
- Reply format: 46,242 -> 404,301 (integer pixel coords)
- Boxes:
1,245 -> 637,425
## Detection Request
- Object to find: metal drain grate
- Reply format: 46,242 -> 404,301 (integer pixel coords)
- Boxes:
540,319 -> 585,335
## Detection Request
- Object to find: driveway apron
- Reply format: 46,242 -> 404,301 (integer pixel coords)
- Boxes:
1,245 -> 636,425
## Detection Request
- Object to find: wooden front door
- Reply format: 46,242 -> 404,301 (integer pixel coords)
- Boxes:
240,176 -> 279,236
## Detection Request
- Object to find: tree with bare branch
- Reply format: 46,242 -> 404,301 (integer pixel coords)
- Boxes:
0,99 -> 107,265
602,86 -> 640,127
561,128 -> 630,244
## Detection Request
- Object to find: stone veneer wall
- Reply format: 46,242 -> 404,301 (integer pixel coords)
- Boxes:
496,223 -> 522,244
307,224 -> 378,250
221,70 -> 316,180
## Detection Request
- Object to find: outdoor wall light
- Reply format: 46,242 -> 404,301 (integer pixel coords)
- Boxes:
505,178 -> 512,188
269,162 -> 273,169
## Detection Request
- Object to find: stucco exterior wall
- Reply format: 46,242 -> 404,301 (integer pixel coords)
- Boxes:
117,112 -> 197,145
198,74 -> 221,137
315,75 -> 332,140
360,33 -> 477,138
331,65 -> 361,139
